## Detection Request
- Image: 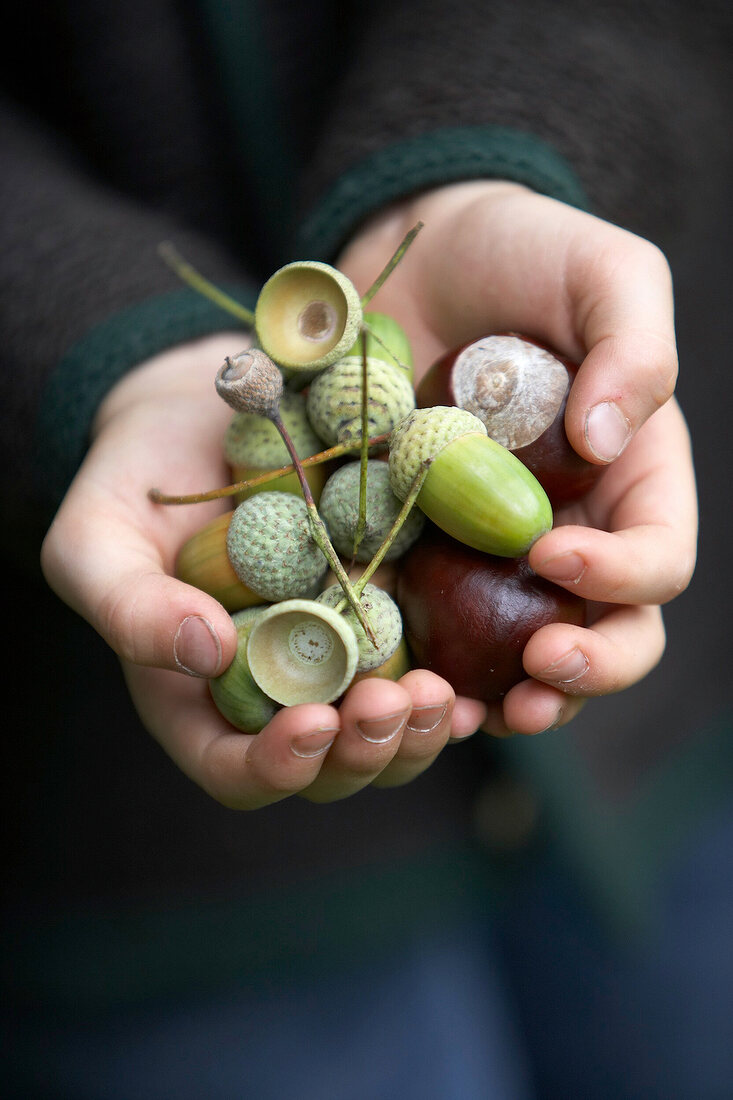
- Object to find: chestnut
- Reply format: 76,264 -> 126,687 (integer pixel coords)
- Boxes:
396,526 -> 586,702
416,334 -> 604,506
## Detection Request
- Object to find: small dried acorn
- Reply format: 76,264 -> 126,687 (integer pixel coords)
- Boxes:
388,407 -> 552,558
209,607 -> 279,732
254,261 -> 363,373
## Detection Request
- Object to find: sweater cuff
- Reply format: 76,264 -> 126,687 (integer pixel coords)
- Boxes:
296,125 -> 590,261
35,284 -> 256,508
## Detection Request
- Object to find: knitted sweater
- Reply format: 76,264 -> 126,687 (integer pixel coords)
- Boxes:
2,0 -> 732,1009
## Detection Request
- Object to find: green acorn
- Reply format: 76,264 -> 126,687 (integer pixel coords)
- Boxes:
306,357 -> 415,448
209,607 -> 279,733
345,310 -> 414,383
226,492 -> 328,601
315,583 -> 403,673
318,459 -> 424,562
223,390 -> 329,504
388,406 -> 553,558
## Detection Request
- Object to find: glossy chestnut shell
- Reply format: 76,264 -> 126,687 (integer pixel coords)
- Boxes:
397,526 -> 586,701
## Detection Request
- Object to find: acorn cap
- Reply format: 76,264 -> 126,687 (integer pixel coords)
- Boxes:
255,261 -> 363,373
306,357 -> 415,448
175,510 -> 262,612
315,583 -> 403,672
223,389 -> 323,468
226,492 -> 328,601
209,607 -> 279,732
388,407 -> 487,502
246,599 -> 359,705
318,459 -> 424,562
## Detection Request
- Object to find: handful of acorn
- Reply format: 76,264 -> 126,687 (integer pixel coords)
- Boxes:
152,228 -> 601,732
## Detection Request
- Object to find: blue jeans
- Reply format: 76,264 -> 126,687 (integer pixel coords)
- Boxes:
5,808 -> 733,1099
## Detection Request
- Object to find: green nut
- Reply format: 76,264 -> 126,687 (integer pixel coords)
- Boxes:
226,492 -> 328,601
316,583 -> 403,673
318,459 -> 424,562
388,406 -> 553,557
209,607 -> 279,733
307,357 -> 415,448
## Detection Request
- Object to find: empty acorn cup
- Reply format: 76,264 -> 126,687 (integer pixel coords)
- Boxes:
254,261 -> 363,373
246,599 -> 359,706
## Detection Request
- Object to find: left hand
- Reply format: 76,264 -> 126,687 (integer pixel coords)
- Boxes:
338,180 -> 698,735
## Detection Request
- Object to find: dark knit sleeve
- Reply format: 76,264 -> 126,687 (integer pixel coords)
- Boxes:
296,0 -> 730,260
0,100 -> 256,526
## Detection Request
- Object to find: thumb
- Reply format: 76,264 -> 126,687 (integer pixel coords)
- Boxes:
41,512 -> 238,678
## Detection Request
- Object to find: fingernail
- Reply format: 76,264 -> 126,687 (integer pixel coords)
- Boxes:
585,401 -> 631,462
174,615 -> 223,677
357,710 -> 409,744
533,710 -> 564,734
537,551 -> 586,584
537,647 -> 589,685
292,728 -> 338,758
407,703 -> 448,733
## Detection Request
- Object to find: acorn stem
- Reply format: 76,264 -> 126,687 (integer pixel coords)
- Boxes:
360,320 -> 410,375
332,464 -> 429,618
157,241 -> 255,327
351,329 -> 370,562
360,221 -> 424,308
148,432 -> 391,505
272,412 -> 377,646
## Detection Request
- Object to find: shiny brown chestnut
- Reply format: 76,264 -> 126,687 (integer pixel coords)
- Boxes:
396,525 -> 586,702
416,333 -> 604,507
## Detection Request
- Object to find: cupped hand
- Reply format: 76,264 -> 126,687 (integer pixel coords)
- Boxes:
338,180 -> 698,735
40,333 -> 475,809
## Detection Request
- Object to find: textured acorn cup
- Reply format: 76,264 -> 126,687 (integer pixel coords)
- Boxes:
209,607 -> 279,732
254,261 -> 363,373
175,511 -> 263,612
307,357 -> 415,448
316,583 -> 403,672
353,635 -> 411,683
226,491 -> 328,602
318,459 -> 425,562
417,334 -> 603,506
223,390 -> 329,504
246,599 -> 359,705
388,407 -> 553,558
